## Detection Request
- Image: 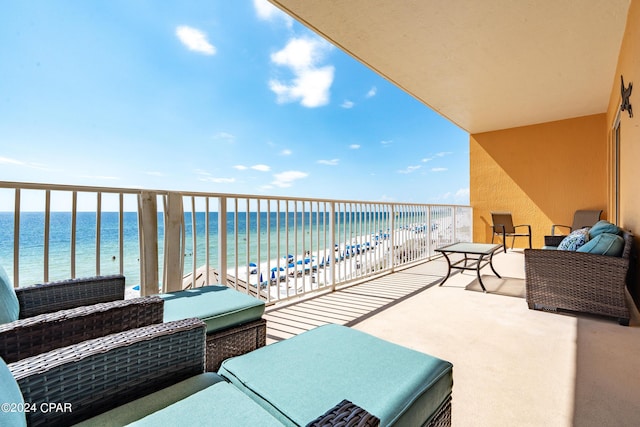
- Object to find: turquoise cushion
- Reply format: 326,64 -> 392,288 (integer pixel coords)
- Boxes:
160,285 -> 265,333
588,220 -> 621,238
0,264 -> 19,324
0,357 -> 27,427
219,324 -> 453,427
577,233 -> 625,257
557,228 -> 589,251
126,376 -> 283,427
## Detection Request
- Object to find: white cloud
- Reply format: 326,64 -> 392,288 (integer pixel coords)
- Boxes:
213,132 -> 235,142
253,0 -> 293,27
280,149 -> 292,156
176,26 -> 216,55
233,165 -> 248,170
341,100 -> 354,109
439,187 -> 470,203
146,171 -> 164,177
349,144 -> 360,150
397,165 -> 422,174
366,87 -> 377,98
0,156 -> 24,165
200,177 -> 236,184
431,167 -> 448,172
436,151 -> 452,157
317,159 -> 339,166
269,37 -> 335,108
79,175 -> 120,181
380,140 -> 393,145
272,170 -> 308,188
456,188 -> 470,198
251,164 -> 271,172
421,157 -> 433,162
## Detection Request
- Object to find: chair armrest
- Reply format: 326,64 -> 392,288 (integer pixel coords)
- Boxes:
514,224 -> 532,232
15,274 -> 125,318
9,317 -> 206,427
550,224 -> 571,235
0,296 -> 164,363
306,399 -> 380,427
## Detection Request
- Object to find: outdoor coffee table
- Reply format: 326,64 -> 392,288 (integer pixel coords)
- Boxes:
435,242 -> 502,292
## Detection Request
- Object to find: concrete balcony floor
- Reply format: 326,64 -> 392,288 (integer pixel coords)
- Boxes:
264,250 -> 640,427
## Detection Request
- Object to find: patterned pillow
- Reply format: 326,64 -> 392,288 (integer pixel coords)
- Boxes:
557,228 -> 590,251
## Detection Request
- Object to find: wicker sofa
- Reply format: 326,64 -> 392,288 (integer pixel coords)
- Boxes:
525,229 -> 635,326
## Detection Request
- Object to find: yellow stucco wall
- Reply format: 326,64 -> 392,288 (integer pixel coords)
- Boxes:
470,114 -> 608,248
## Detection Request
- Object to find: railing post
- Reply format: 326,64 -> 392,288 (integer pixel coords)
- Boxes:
218,196 -> 228,287
138,191 -> 159,296
453,206 -> 457,243
13,189 -> 20,288
330,201 -> 336,291
163,192 -> 184,292
390,203 -> 396,271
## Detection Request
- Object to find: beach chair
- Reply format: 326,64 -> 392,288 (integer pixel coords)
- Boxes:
550,209 -> 602,235
490,211 -> 532,252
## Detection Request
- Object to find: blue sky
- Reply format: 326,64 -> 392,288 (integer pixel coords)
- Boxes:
0,0 -> 469,207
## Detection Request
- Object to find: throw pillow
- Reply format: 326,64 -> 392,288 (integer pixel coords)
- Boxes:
0,264 -> 20,324
577,233 -> 625,257
557,228 -> 590,251
588,220 -> 621,238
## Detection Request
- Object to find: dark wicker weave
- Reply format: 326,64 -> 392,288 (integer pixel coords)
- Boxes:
306,399 -> 380,427
525,231 -> 635,325
0,296 -> 163,363
425,396 -> 452,427
9,317 -> 206,427
15,274 -> 125,318
306,395 -> 452,427
206,318 -> 267,371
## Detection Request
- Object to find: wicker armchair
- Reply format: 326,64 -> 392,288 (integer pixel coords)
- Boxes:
15,274 -> 126,318
8,318 -> 207,426
525,230 -> 635,325
0,296 -> 164,363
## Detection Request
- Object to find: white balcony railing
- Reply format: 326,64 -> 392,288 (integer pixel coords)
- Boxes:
0,181 -> 472,305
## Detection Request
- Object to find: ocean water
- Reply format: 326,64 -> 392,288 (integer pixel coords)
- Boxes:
0,211 -> 393,287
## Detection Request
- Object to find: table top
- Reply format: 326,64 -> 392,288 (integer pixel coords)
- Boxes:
435,242 -> 502,255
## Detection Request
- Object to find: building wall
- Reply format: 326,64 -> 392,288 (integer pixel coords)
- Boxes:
606,0 -> 640,299
607,0 -> 640,235
470,114 -> 608,248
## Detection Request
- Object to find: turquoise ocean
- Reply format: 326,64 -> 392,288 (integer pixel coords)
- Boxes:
0,211 -> 392,287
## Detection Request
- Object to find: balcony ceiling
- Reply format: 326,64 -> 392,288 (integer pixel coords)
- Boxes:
269,0 -> 630,134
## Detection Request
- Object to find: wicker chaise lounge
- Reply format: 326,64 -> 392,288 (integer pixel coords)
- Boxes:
1,319 -> 383,426
525,229 -> 635,325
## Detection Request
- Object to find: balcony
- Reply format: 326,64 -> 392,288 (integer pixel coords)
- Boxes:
2,181 -> 639,426
265,249 -> 640,427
